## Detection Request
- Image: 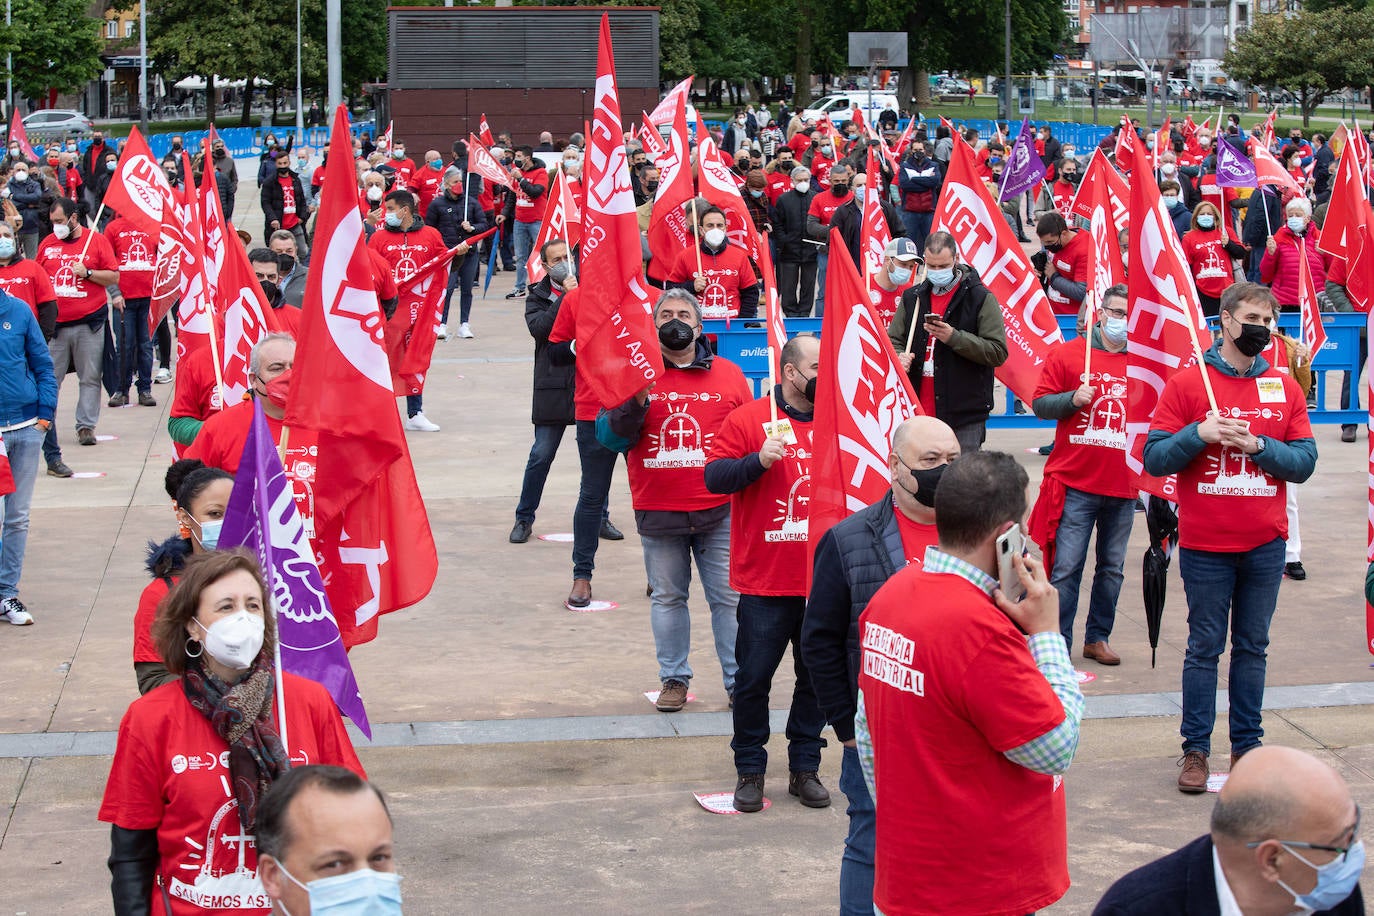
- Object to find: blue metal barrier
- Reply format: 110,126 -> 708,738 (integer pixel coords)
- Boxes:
703,312 -> 1366,425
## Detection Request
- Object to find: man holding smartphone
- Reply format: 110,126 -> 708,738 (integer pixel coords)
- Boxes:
854,451 -> 1083,915
888,232 -> 1008,453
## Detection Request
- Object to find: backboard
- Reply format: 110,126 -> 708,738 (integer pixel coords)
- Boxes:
848,32 -> 909,69
1090,9 -> 1227,63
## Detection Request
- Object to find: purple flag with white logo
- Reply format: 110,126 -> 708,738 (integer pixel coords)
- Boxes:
220,401 -> 371,738
1215,136 -> 1257,188
999,119 -> 1047,202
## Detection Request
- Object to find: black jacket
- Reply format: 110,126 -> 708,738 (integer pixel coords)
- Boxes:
829,197 -> 904,268
424,183 -> 489,261
524,277 -> 575,426
1242,187 -> 1283,249
1313,143 -> 1336,200
801,497 -> 905,743
1093,834 -> 1363,915
888,267 -> 1009,429
773,187 -> 819,263
260,169 -> 308,229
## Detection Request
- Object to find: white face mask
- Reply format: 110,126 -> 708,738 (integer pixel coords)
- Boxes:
366,186 -> 383,202
53,223 -> 71,240
195,610 -> 265,671
794,181 -> 810,194
703,228 -> 727,248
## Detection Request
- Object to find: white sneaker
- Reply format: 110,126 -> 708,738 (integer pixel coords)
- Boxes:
458,322 -> 475,339
437,323 -> 449,340
0,597 -> 34,626
404,411 -> 441,432
154,368 -> 172,384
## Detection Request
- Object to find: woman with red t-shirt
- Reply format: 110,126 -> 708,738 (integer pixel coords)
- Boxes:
1181,201 -> 1248,317
0,221 -> 56,334
101,550 -> 363,916
133,459 -> 234,695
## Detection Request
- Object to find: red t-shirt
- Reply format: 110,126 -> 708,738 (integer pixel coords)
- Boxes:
786,132 -> 812,160
975,146 -> 995,180
765,169 -> 793,206
859,566 -> 1070,915
98,675 -> 365,916
1181,229 -> 1237,299
1262,337 -> 1292,377
1046,230 -> 1091,315
1196,175 -> 1239,233
37,230 -> 118,323
626,356 -> 752,512
666,243 -> 759,320
919,289 -> 956,417
512,165 -> 549,223
0,258 -> 56,315
104,217 -> 156,299
1050,180 -> 1075,219
868,277 -> 913,329
184,400 -> 283,474
134,575 -> 172,663
1150,362 -> 1311,552
389,157 -> 416,190
807,189 -> 852,228
706,393 -> 813,596
368,224 -> 448,391
412,165 -> 445,217
277,175 -> 300,230
892,504 -> 939,566
809,153 -> 838,188
1033,338 -> 1134,499
547,285 -> 599,420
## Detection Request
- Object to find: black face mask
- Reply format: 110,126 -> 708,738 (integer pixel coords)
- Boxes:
1044,240 -> 1064,253
277,255 -> 296,277
792,372 -> 817,404
213,148 -> 226,159
906,462 -> 948,508
645,181 -> 659,193
277,166 -> 291,176
260,279 -> 281,306
1061,172 -> 1079,184
831,184 -> 849,197
657,318 -> 695,351
171,142 -> 183,152
1230,320 -> 1272,358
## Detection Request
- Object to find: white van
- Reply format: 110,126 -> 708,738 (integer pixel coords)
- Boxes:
800,93 -> 901,125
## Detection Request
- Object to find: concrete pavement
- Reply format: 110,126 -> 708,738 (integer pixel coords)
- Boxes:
1,161 -> 1372,912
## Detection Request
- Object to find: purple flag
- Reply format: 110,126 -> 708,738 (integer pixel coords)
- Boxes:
1215,136 -> 1257,188
999,118 -> 1046,202
220,401 -> 372,738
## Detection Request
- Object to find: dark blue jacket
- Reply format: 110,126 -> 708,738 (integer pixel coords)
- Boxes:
800,496 -> 905,742
1093,834 -> 1363,915
8,175 -> 44,234
0,291 -> 57,427
423,181 -> 488,250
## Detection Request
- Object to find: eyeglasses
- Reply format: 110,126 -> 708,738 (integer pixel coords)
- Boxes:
1248,805 -> 1362,863
1101,306 -> 1128,319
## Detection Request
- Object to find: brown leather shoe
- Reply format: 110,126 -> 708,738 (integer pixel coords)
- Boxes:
1230,745 -> 1257,772
1177,750 -> 1209,794
1083,641 -> 1121,666
566,578 -> 592,609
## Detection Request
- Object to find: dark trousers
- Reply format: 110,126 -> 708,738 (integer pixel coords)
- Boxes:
572,419 -> 617,580
902,211 -> 934,254
499,222 -> 516,269
443,252 -> 481,324
516,423 -> 569,524
115,297 -> 154,395
777,259 -> 817,317
731,593 -> 827,775
155,315 -> 171,369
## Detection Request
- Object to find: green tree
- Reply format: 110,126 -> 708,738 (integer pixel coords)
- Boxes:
0,0 -> 104,102
1224,7 -> 1374,127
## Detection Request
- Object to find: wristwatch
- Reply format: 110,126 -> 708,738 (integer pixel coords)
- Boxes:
1252,436 -> 1266,455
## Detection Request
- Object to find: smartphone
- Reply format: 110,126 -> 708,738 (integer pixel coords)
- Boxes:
996,524 -> 1028,603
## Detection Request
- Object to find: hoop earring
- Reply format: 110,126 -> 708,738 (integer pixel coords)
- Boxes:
185,637 -> 203,659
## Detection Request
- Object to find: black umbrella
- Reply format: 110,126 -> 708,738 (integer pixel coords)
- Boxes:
101,312 -> 121,398
1141,496 -> 1180,668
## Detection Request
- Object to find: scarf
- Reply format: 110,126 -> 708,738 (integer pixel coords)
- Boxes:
181,652 -> 290,832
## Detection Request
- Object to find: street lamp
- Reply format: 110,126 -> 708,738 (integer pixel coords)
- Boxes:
295,0 -> 304,137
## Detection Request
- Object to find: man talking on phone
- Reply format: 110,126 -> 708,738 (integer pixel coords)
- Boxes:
887,231 -> 1008,453
854,451 -> 1083,916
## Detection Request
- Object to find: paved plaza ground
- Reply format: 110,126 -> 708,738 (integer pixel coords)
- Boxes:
1,160 -> 1372,913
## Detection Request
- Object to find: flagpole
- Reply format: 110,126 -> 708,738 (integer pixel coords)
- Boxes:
766,345 -> 779,433
78,201 -> 107,260
1083,290 -> 1095,379
689,201 -> 704,281
273,602 -> 290,760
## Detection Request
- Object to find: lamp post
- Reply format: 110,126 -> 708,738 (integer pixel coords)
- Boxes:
139,0 -> 148,132
295,0 -> 304,137
6,0 -> 11,120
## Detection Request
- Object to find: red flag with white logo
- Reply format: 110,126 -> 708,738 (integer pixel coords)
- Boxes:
478,113 -> 494,147
1079,161 -> 1126,329
1297,242 -> 1329,358
1071,149 -> 1131,238
562,14 -> 664,409
8,112 -> 34,162
101,126 -> 168,239
1253,142 -> 1304,196
808,231 -> 921,580
466,135 -> 509,189
217,230 -> 281,405
171,173 -> 214,363
1126,139 -> 1209,500
149,185 -> 186,336
932,135 -> 1063,402
1114,117 -> 1137,172
283,105 -> 437,646
639,112 -> 668,160
197,142 -> 227,303
696,134 -> 760,260
1260,108 -> 1278,152
647,75 -> 695,127
526,168 -> 583,284
860,147 -> 892,284
646,92 -> 695,275
1318,148 -> 1374,313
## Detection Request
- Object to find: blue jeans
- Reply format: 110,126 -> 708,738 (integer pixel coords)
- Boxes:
815,251 -> 827,317
1178,537 -> 1286,757
572,419 -> 616,580
838,744 -> 875,916
405,394 -> 422,417
731,593 -> 827,775
115,297 -> 154,395
516,424 -> 569,524
443,252 -> 480,324
902,211 -> 934,254
641,518 -> 738,691
1051,486 -> 1136,647
0,424 -> 44,599
1247,248 -> 1264,283
512,220 -> 541,292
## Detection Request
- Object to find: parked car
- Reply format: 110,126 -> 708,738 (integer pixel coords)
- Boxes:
800,93 -> 901,125
0,109 -> 94,141
1091,82 -> 1131,101
1199,84 -> 1243,103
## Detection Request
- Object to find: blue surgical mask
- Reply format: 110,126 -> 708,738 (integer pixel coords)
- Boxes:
1103,316 -> 1128,344
888,264 -> 912,285
853,186 -> 866,204
195,518 -> 222,551
927,267 -> 955,288
1288,216 -> 1307,234
0,238 -> 16,259
384,212 -> 402,229
1197,215 -> 1216,230
749,188 -> 763,199
430,159 -> 443,170
1278,839 -> 1365,912
277,862 -> 403,916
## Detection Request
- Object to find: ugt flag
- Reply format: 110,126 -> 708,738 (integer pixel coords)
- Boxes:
220,401 -> 371,738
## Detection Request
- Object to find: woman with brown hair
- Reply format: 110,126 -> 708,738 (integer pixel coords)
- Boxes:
1180,200 -> 1248,317
100,549 -> 364,915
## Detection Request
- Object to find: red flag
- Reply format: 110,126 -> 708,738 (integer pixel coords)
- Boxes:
850,107 -> 867,138
1113,117 -> 1137,171
756,237 -> 788,381
696,134 -> 760,260
171,172 -> 214,362
1071,149 -> 1130,238
7,112 -> 34,162
809,231 -> 921,577
466,134 -> 509,188
1318,147 -> 1374,312
526,168 -> 582,285
892,118 -> 916,157
932,135 -> 1064,401
1297,242 -> 1329,358
860,147 -> 892,283
1078,161 -> 1126,332
646,92 -> 694,274
638,112 -> 668,160
647,75 -> 695,127
565,14 -> 664,409
198,144 -> 227,303
1353,119 -> 1372,183
284,105 -> 437,646
478,113 -> 494,147
149,185 -> 186,336
1253,142 -> 1303,196
1126,139 -> 1209,500
100,125 -> 168,239
1260,108 -> 1278,152
1153,116 -> 1171,172
217,231 -> 281,404
0,434 -> 13,497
